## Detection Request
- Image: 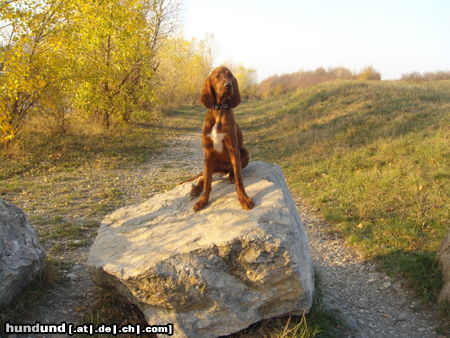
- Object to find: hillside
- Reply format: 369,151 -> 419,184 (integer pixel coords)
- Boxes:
238,80 -> 450,302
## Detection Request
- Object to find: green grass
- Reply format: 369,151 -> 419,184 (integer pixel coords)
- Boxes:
0,122 -> 165,180
238,80 -> 450,304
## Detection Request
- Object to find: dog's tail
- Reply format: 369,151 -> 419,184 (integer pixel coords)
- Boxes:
178,172 -> 202,185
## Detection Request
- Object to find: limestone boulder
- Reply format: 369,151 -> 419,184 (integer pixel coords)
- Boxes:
0,199 -> 46,309
88,161 -> 314,337
438,231 -> 450,305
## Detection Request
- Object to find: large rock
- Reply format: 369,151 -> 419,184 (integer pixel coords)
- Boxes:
88,161 -> 314,337
438,232 -> 450,305
0,199 -> 46,309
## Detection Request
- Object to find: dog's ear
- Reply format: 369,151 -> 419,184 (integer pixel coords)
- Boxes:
200,76 -> 215,109
229,75 -> 241,108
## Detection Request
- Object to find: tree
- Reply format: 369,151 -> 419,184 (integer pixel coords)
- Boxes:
357,66 -> 381,81
0,0 -> 181,144
155,36 -> 214,109
226,63 -> 257,100
0,0 -> 73,142
72,0 -> 180,128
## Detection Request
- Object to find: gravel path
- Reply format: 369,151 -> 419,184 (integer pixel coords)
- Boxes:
10,132 -> 446,337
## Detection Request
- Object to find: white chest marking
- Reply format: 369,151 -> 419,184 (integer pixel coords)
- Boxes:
207,124 -> 225,152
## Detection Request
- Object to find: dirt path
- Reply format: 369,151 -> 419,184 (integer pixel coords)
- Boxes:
14,132 -> 445,337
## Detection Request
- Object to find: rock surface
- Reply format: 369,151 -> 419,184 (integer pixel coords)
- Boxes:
88,161 -> 314,337
438,231 -> 450,305
0,199 -> 46,309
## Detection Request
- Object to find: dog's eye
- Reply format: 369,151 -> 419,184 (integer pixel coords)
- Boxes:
216,74 -> 220,78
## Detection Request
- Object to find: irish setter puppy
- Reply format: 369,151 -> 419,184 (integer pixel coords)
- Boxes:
191,66 -> 254,211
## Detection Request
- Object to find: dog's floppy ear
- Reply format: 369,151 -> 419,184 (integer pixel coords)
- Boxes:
229,75 -> 241,108
200,76 -> 215,109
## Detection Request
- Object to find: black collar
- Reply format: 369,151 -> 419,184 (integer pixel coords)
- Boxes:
213,103 -> 230,110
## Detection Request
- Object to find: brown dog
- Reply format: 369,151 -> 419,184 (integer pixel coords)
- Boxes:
191,66 -> 254,211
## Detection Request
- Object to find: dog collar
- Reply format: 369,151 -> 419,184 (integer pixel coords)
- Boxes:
213,103 -> 230,110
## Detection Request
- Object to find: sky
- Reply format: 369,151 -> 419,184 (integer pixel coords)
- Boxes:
181,0 -> 450,80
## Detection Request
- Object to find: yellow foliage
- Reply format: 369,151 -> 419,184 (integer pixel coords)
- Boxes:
357,66 -> 382,81
225,63 -> 258,100
0,0 -> 181,134
156,36 -> 214,108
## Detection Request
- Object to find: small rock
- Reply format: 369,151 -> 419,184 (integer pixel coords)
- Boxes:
418,328 -> 426,332
393,282 -> 402,291
345,315 -> 358,328
383,281 -> 392,288
66,273 -> 76,280
398,313 -> 407,320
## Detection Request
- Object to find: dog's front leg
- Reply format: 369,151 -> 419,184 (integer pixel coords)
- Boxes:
226,142 -> 254,210
193,150 -> 213,211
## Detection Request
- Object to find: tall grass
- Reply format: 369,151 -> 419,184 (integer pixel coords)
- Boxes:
0,117 -> 169,180
239,80 -> 450,303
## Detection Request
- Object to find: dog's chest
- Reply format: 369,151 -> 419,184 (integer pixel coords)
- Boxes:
207,124 -> 226,152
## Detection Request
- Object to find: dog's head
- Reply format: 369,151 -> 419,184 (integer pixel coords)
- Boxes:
201,66 -> 241,109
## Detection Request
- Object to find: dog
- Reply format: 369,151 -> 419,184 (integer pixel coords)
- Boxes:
191,66 -> 254,212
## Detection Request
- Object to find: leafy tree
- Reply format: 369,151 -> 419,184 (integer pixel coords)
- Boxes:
155,36 -> 214,110
357,66 -> 381,81
0,0 -> 181,144
0,0 -> 72,142
226,63 -> 258,100
71,0 -> 179,128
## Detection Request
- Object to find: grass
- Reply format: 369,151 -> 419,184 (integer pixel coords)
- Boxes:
0,121 -> 165,181
284,271 -> 350,338
238,80 -> 450,305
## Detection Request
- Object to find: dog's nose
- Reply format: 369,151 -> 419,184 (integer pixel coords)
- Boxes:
224,82 -> 232,90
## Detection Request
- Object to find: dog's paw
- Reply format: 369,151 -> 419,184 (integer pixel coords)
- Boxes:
239,195 -> 254,210
193,198 -> 208,212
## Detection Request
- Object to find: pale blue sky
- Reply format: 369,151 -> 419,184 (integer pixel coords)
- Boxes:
182,0 -> 450,80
